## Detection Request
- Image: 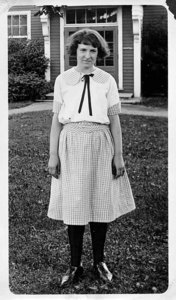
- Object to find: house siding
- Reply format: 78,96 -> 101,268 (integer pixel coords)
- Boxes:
50,14 -> 60,83
8,6 -> 43,40
9,5 -> 167,96
122,6 -> 134,94
31,7 -> 43,39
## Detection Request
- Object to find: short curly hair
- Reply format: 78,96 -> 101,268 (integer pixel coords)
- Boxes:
66,28 -> 110,59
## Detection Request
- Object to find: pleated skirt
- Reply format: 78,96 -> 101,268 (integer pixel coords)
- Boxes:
48,122 -> 135,225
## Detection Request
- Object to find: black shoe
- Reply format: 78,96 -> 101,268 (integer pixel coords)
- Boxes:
93,262 -> 113,282
60,265 -> 84,287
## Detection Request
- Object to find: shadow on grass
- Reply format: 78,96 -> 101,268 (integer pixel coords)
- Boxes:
9,101 -> 34,110
138,97 -> 167,108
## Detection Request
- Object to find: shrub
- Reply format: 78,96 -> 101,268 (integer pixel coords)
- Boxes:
8,72 -> 53,103
8,39 -> 52,102
8,38 -> 26,55
141,19 -> 168,96
8,38 -> 49,78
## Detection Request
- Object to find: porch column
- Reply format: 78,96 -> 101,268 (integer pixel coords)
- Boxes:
40,14 -> 50,81
132,5 -> 143,98
60,6 -> 65,73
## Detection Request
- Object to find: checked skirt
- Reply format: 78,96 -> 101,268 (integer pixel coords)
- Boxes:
48,122 -> 135,225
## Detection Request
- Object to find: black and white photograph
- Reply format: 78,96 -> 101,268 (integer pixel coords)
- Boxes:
0,0 -> 176,298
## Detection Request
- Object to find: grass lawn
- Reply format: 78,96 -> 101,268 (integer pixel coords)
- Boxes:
138,97 -> 167,108
9,111 -> 168,294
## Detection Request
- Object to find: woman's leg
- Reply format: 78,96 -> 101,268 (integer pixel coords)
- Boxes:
90,222 -> 113,282
61,225 -> 85,286
89,222 -> 108,265
68,225 -> 85,267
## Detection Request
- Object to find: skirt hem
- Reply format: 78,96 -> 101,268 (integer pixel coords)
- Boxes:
47,206 -> 136,225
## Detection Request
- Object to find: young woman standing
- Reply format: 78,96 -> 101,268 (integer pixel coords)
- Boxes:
48,29 -> 135,287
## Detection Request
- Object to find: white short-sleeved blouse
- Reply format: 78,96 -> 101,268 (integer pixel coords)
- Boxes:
52,67 -> 121,124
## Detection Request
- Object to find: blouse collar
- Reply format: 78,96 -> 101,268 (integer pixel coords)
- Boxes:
62,66 -> 109,85
74,66 -> 97,76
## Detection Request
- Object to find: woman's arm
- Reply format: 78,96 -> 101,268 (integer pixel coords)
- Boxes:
48,113 -> 63,178
109,114 -> 125,178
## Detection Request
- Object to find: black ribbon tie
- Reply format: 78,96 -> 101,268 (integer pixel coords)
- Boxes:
78,74 -> 94,116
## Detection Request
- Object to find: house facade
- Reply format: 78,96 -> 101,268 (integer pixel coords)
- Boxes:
8,1 -> 168,99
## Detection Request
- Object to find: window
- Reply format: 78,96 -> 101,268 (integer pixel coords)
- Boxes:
8,11 -> 31,39
66,7 -> 117,24
95,30 -> 114,66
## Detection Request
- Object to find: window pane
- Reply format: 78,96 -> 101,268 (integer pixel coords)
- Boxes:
20,15 -> 27,25
8,16 -> 11,26
98,31 -> 104,38
12,26 -> 19,36
69,57 -> 77,66
105,31 -> 113,42
20,26 -> 27,36
76,9 -> 85,23
105,57 -> 113,66
8,26 -> 11,36
12,15 -> 19,25
107,8 -> 117,22
86,8 -> 96,23
96,58 -> 105,66
66,9 -> 75,24
108,42 -> 114,54
97,8 -> 107,23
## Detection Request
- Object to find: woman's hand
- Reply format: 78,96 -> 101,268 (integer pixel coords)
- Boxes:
48,154 -> 60,179
112,154 -> 125,179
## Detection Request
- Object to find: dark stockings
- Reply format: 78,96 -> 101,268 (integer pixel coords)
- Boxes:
67,222 -> 108,267
90,222 -> 108,266
68,225 -> 85,267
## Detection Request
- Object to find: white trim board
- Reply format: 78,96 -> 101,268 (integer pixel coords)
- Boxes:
60,6 -> 65,74
20,0 -> 166,7
5,0 -> 167,10
117,6 -> 123,90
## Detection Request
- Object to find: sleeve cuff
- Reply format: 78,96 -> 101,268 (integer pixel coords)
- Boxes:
52,101 -> 61,114
108,103 -> 121,116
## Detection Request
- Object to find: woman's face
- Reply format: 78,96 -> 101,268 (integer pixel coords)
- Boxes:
76,43 -> 98,71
